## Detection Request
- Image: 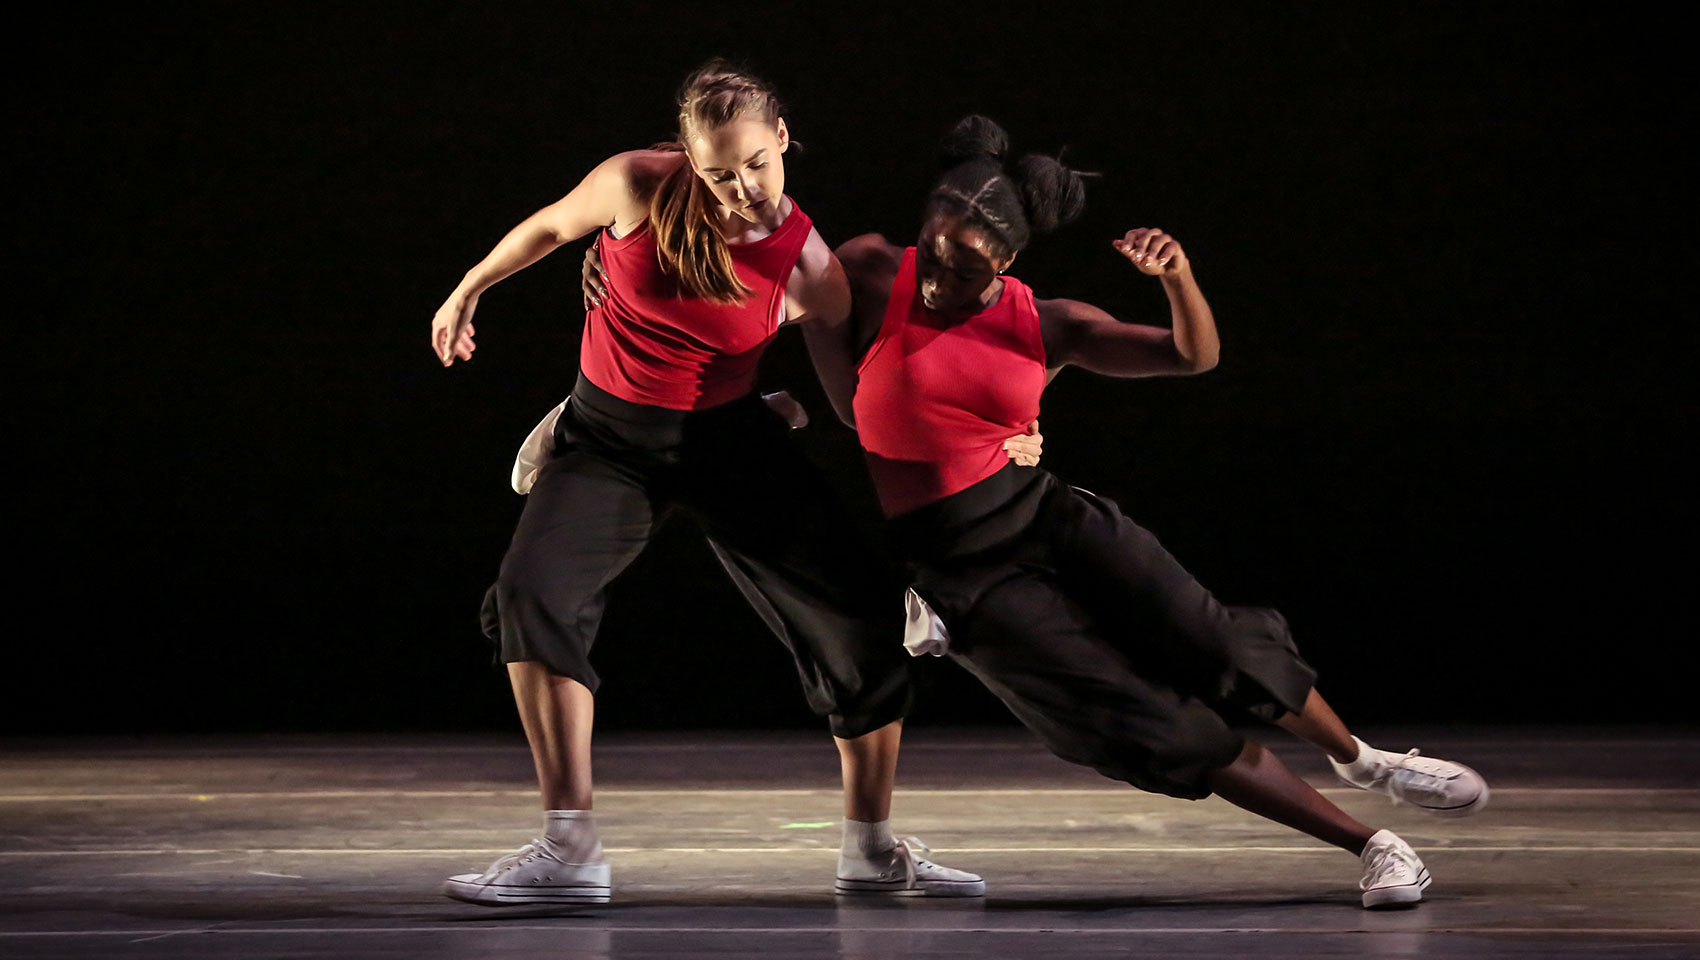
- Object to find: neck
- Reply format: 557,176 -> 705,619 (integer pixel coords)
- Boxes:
715,195 -> 789,237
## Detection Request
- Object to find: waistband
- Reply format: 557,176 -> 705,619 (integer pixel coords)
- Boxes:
888,463 -> 1054,565
562,371 -> 766,453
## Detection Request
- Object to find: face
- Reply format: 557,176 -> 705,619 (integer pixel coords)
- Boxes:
687,117 -> 789,222
915,212 -> 1015,313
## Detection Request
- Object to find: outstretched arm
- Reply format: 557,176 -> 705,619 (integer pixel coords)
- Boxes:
430,151 -> 661,366
1040,227 -> 1219,378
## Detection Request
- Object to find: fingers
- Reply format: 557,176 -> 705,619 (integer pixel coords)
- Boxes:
1150,239 -> 1177,270
1111,228 -> 1182,274
434,324 -> 454,366
1003,428 -> 1044,467
582,240 -> 608,308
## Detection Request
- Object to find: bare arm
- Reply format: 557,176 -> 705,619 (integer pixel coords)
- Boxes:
1040,227 -> 1219,378
430,151 -> 667,366
785,228 -> 859,426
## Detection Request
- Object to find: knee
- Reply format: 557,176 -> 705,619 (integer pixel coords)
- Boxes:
495,543 -> 580,609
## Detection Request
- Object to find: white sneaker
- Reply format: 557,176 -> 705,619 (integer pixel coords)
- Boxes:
1332,737 -> 1489,818
443,838 -> 612,905
1359,829 -> 1431,909
835,837 -> 985,897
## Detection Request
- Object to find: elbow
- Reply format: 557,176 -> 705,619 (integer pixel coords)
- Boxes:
1191,351 -> 1219,374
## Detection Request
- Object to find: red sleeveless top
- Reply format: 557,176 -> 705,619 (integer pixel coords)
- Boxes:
854,248 -> 1047,517
580,198 -> 813,410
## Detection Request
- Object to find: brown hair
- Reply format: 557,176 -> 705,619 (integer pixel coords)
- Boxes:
648,60 -> 784,304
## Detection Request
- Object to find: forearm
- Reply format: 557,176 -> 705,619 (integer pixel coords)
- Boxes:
801,318 -> 859,428
453,214 -> 571,301
1161,266 -> 1219,371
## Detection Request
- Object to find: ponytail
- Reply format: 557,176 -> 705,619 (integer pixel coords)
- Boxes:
646,60 -> 784,304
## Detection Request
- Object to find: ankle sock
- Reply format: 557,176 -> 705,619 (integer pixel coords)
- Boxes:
544,809 -> 604,862
842,818 -> 896,859
1341,736 -> 1387,777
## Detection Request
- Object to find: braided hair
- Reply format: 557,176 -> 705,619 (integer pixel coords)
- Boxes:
925,115 -> 1088,260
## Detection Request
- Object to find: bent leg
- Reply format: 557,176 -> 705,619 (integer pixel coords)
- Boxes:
482,449 -> 657,811
1047,486 -> 1317,722
679,403 -> 913,740
942,569 -> 1244,800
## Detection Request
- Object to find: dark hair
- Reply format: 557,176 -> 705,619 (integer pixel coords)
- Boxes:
926,114 -> 1088,258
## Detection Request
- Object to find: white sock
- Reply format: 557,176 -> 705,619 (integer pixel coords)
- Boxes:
1343,736 -> 1387,775
842,818 -> 896,859
543,809 -> 604,862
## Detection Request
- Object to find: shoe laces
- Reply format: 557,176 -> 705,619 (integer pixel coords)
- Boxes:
1385,749 -> 1462,800
483,839 -> 547,878
892,836 -> 933,889
1360,841 -> 1416,891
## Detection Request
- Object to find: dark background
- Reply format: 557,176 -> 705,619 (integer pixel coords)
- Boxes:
10,4 -> 1692,735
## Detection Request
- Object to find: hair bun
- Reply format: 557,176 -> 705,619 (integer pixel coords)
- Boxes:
938,114 -> 1010,168
1015,153 -> 1087,234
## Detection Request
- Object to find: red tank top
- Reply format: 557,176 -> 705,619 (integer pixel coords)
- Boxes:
854,248 -> 1047,517
580,198 -> 813,410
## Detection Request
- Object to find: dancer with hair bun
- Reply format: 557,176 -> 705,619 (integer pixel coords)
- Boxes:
428,67 -> 1026,905
826,115 -> 1489,909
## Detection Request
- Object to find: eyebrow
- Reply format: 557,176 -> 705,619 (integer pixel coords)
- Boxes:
700,149 -> 768,173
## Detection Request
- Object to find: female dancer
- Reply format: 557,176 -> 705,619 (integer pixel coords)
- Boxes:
428,65 -> 1017,904
822,116 -> 1486,909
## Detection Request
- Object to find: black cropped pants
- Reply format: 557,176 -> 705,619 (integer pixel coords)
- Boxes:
481,374 -> 913,739
895,465 -> 1318,799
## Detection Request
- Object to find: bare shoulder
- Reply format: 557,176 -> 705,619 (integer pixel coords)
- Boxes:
793,225 -> 840,278
590,149 -> 685,208
834,233 -> 904,280
1036,295 -> 1113,324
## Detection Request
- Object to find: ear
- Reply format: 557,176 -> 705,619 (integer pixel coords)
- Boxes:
775,117 -> 791,153
997,250 -> 1018,274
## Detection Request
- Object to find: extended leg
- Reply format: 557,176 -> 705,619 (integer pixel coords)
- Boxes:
1205,740 -> 1372,852
1276,687 -> 1358,763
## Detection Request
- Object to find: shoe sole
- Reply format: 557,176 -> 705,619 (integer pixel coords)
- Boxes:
1361,869 -> 1431,909
835,878 -> 987,898
443,879 -> 611,906
1399,768 -> 1491,819
1339,765 -> 1492,819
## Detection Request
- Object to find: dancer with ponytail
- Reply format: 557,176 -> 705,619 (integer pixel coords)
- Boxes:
428,65 -> 1014,905
813,116 -> 1487,908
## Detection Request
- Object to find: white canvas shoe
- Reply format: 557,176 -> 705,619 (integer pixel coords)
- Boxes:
1359,829 -> 1432,909
835,837 -> 985,897
1332,737 -> 1489,818
443,838 -> 611,905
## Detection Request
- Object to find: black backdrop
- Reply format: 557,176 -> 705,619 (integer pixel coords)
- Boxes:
10,4 -> 1693,735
